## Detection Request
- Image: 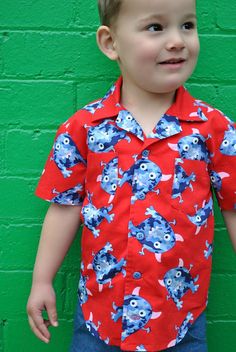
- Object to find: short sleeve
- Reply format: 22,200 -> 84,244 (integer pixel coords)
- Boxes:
35,111 -> 87,205
208,112 -> 236,210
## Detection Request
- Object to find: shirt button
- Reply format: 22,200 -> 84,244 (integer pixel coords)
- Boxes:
133,272 -> 142,280
142,149 -> 149,157
136,232 -> 145,240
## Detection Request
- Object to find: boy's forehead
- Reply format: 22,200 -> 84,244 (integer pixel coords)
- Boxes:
118,0 -> 196,19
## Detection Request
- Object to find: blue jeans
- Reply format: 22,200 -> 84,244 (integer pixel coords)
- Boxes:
69,303 -> 208,352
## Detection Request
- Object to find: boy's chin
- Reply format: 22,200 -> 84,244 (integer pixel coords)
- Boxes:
149,84 -> 183,95
156,79 -> 190,94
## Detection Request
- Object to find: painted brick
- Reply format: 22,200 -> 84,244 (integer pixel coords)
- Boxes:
72,0 -> 99,28
216,0 -> 236,30
216,86 -> 236,118
0,272 -> 65,318
212,228 -> 236,273
0,0 -> 76,29
0,223 -> 82,270
1,31 -> 81,78
186,84 -> 236,120
193,35 -> 236,81
0,130 -> 4,175
0,1 -> 235,350
196,0 -> 216,32
5,130 -> 55,175
1,32 -> 117,79
207,321 -> 236,352
0,81 -> 75,127
60,229 -> 82,271
0,224 -> 41,270
0,36 -> 4,76
0,0 -> 100,30
186,83 -> 217,104
4,319 -> 73,352
0,177 -> 46,219
207,274 -> 236,318
64,272 -> 80,317
213,201 -> 225,227
0,321 -> 3,352
76,80 -> 115,108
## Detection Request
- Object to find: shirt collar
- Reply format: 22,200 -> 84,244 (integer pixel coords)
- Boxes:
89,77 -> 123,122
90,76 -> 208,124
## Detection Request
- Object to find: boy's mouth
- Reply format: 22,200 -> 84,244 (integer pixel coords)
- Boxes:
159,58 -> 186,65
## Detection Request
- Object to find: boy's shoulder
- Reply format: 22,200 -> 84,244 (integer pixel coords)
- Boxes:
63,82 -> 234,133
63,81 -> 119,128
182,87 -> 234,127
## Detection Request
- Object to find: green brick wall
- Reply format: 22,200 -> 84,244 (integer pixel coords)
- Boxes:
0,0 -> 235,351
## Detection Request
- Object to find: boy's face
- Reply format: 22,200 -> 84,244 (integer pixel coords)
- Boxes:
110,0 -> 199,95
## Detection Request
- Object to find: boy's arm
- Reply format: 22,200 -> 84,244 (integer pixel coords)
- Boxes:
27,203 -> 82,343
221,210 -> 236,252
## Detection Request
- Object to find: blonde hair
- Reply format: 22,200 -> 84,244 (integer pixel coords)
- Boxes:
98,0 -> 122,26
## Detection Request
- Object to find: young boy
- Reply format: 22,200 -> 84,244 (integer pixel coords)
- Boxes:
27,0 -> 236,351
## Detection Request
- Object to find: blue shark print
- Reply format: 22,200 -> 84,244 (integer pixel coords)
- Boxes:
187,198 -> 213,235
78,273 -> 92,305
51,133 -> 86,178
82,83 -> 115,114
189,108 -> 208,121
86,120 -> 131,152
169,133 -> 211,162
194,100 -> 213,114
83,100 -> 104,114
85,312 -> 109,344
210,170 -> 229,200
101,84 -> 116,101
204,241 -> 213,259
87,242 -> 126,292
119,153 -> 170,204
177,134 -> 211,161
149,115 -> 182,139
195,108 -> 208,121
97,157 -> 119,203
168,312 -> 194,346
78,262 -> 92,305
220,124 -> 236,156
210,170 -> 223,192
159,259 -> 199,310
174,312 -> 194,346
111,287 -> 161,341
82,193 -> 114,238
116,110 -> 144,140
51,183 -> 84,205
128,206 -> 183,262
172,159 -> 196,203
136,345 -> 147,351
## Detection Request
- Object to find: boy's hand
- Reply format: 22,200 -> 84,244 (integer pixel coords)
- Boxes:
27,283 -> 58,344
27,203 -> 81,342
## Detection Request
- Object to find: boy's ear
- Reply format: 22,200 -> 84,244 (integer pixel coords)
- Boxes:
96,26 -> 118,61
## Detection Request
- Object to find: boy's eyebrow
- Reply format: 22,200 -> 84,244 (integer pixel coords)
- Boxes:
138,14 -> 166,24
182,13 -> 197,20
138,13 -> 197,24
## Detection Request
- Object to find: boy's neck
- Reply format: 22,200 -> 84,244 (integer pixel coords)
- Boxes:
120,78 -> 177,122
121,79 -> 176,110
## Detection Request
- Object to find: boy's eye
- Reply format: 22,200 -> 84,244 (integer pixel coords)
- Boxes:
147,23 -> 163,32
182,21 -> 195,30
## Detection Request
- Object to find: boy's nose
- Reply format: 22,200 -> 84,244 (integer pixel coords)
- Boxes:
166,31 -> 185,51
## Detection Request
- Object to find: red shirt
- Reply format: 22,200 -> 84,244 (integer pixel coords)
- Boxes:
36,77 -> 236,351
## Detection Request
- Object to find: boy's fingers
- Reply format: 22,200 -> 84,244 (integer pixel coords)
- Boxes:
28,310 -> 50,338
45,301 -> 58,327
28,315 -> 50,344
